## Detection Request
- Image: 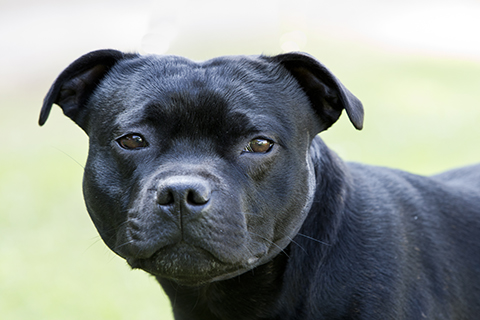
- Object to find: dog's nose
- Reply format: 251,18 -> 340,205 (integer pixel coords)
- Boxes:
156,176 -> 211,207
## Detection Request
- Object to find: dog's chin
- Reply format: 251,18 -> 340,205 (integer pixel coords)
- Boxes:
126,243 -> 260,286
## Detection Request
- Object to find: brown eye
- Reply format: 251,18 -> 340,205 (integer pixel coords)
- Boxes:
243,138 -> 274,153
117,134 -> 148,150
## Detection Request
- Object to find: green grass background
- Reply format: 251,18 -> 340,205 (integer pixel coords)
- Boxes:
1,34 -> 480,319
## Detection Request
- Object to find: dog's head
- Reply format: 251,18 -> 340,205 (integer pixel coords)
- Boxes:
40,50 -> 363,285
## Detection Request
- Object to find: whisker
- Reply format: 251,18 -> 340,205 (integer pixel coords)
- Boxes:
266,228 -> 308,254
52,146 -> 85,169
248,231 -> 290,258
108,252 -> 120,263
296,233 -> 331,246
82,236 -> 103,255
115,239 -> 135,250
284,235 -> 307,253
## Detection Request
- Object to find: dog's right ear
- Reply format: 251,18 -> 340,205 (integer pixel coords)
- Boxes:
39,49 -> 137,131
265,52 -> 364,131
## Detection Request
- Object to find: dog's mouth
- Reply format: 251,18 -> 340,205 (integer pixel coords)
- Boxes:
126,242 -> 261,285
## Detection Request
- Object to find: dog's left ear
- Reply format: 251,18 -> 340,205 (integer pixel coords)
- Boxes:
266,52 -> 364,131
39,49 -> 138,131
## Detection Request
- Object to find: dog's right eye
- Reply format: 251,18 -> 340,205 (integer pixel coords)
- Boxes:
243,138 -> 274,153
116,134 -> 148,150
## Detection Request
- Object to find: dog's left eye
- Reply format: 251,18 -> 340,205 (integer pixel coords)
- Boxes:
243,138 -> 274,153
116,134 -> 148,150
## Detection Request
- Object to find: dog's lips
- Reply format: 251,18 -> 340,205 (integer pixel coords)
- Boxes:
126,242 -> 262,285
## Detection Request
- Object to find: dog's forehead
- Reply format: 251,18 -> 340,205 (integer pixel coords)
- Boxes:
108,55 -> 297,137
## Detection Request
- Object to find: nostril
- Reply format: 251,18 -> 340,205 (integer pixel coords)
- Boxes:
157,189 -> 174,206
186,187 -> 210,206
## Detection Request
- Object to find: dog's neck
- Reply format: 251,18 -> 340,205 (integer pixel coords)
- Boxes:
303,135 -> 351,247
157,251 -> 288,320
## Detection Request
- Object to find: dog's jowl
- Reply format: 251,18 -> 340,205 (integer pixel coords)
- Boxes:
40,50 -> 480,320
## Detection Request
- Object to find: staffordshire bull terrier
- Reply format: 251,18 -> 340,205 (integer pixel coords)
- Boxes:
39,49 -> 480,319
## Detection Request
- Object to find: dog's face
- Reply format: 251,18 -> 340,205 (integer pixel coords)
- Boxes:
85,55 -> 321,284
40,50 -> 363,285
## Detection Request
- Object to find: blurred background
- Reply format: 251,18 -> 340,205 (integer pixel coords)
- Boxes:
1,0 -> 480,318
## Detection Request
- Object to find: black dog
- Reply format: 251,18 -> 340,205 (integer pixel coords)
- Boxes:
40,50 -> 480,319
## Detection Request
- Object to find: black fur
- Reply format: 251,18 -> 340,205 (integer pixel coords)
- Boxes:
40,50 -> 480,319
